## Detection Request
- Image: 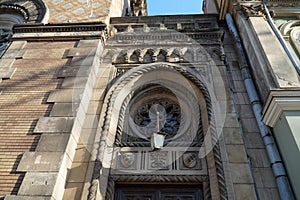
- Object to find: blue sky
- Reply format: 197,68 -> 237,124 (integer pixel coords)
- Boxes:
147,0 -> 203,15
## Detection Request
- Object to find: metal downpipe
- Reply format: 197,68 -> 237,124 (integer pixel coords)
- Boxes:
225,13 -> 295,200
262,1 -> 300,76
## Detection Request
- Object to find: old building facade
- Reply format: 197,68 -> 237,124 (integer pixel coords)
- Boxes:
0,0 -> 299,199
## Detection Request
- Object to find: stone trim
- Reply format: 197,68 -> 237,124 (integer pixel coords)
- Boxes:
88,63 -> 227,200
106,175 -> 210,200
262,90 -> 300,127
11,22 -> 107,41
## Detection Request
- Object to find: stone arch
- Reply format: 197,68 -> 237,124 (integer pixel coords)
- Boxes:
88,62 -> 227,200
0,0 -> 48,23
279,20 -> 300,36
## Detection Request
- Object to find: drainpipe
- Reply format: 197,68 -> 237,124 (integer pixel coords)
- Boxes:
262,0 -> 300,76
225,13 -> 295,200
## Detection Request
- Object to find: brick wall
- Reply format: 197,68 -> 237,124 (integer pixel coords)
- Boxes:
0,41 -> 76,197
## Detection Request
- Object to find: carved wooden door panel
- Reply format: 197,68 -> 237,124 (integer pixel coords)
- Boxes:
114,185 -> 202,200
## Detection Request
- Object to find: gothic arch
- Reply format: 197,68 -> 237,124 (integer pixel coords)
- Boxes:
88,62 -> 227,200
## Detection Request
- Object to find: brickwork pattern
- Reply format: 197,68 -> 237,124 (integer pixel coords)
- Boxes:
0,41 -> 76,197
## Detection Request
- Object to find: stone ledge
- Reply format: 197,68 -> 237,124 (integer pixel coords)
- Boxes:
4,195 -> 52,200
17,152 -> 64,172
18,172 -> 58,196
47,89 -> 84,103
66,47 -> 97,58
34,117 -> 74,133
50,103 -> 79,117
36,134 -> 71,152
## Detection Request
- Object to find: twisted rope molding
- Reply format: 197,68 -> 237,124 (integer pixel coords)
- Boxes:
88,63 -> 227,200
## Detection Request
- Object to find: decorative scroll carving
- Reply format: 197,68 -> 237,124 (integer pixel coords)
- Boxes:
149,151 -> 168,169
240,3 -> 264,17
182,152 -> 198,169
119,152 -> 136,169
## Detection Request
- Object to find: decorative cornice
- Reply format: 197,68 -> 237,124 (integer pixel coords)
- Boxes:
262,90 -> 300,127
11,22 -> 107,41
13,22 -> 106,33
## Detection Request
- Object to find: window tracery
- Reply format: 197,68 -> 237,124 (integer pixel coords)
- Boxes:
117,84 -> 203,147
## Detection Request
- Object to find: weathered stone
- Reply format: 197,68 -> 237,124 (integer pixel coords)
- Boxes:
223,127 -> 244,145
57,65 -> 80,78
78,128 -> 97,145
34,117 -> 74,133
91,89 -> 105,101
259,168 -> 277,188
243,132 -> 265,149
2,49 -> 26,59
47,89 -> 84,103
70,56 -> 95,66
237,104 -> 254,118
82,114 -> 98,129
0,67 -> 17,79
0,58 -> 14,68
50,103 -> 79,117
227,145 -> 248,163
23,49 -> 66,59
77,40 -> 100,47
73,145 -> 92,163
17,152 -> 64,172
250,17 -> 299,85
234,184 -> 257,200
230,163 -> 253,184
68,162 -> 89,182
87,100 -> 103,114
241,118 -> 260,132
36,134 -> 71,152
62,182 -> 84,200
8,41 -> 27,50
98,67 -> 111,78
62,77 -> 88,89
66,47 -> 97,57
248,149 -> 270,168
224,113 -> 239,128
4,196 -> 52,200
95,77 -> 110,89
18,172 -> 58,196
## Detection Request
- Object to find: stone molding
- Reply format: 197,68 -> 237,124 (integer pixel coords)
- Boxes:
11,22 -> 107,41
106,175 -> 210,200
262,90 -> 300,127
